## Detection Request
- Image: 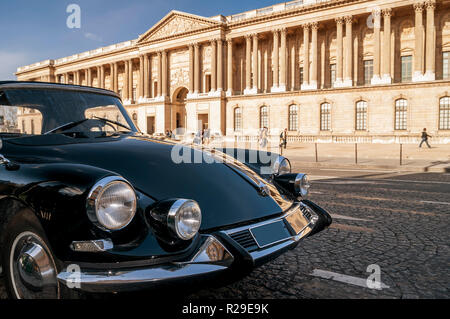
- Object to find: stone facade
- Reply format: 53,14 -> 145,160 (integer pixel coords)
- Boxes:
15,0 -> 450,143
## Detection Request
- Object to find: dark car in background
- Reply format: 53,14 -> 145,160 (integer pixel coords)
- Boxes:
0,81 -> 331,299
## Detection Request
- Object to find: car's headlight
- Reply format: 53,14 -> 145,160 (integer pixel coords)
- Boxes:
167,199 -> 202,240
87,176 -> 137,231
274,173 -> 311,197
273,156 -> 291,175
295,173 -> 311,197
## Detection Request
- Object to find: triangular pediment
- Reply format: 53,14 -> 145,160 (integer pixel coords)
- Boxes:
138,11 -> 220,43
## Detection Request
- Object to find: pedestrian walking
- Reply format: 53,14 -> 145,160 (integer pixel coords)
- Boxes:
279,128 -> 287,149
419,128 -> 432,148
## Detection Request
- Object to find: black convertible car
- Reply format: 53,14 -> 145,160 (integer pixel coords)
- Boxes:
0,81 -> 331,299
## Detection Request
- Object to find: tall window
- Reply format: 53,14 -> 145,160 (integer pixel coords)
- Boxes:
153,82 -> 158,97
355,101 -> 368,130
320,103 -> 331,131
234,107 -> 242,131
395,99 -> 408,130
439,97 -> 450,130
288,105 -> 298,131
330,64 -> 336,87
299,67 -> 304,85
205,74 -> 211,92
364,60 -> 373,85
401,56 -> 412,82
443,52 -> 450,80
31,120 -> 35,135
260,106 -> 268,128
132,87 -> 137,101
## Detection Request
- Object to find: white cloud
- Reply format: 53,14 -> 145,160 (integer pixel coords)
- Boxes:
0,51 -> 29,80
84,32 -> 102,42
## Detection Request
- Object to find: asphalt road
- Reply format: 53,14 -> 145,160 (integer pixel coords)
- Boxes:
1,168 -> 449,299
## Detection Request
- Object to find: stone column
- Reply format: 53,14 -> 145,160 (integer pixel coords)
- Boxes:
335,17 -> 344,86
109,63 -> 115,91
75,70 -> 81,85
100,65 -> 105,88
86,68 -> 92,87
65,73 -> 69,84
139,55 -> 144,99
382,9 -> 393,83
226,39 -> 233,96
128,59 -> 133,103
252,34 -> 259,93
161,50 -> 168,98
144,55 -> 149,98
271,30 -> 280,92
425,0 -> 436,80
188,44 -> 194,94
244,35 -> 252,94
371,10 -> 382,84
344,16 -> 353,86
194,44 -> 200,94
123,61 -> 129,100
311,22 -> 319,89
211,40 -> 217,92
301,24 -> 310,89
157,51 -> 162,97
413,2 -> 424,81
279,28 -> 287,91
217,39 -> 224,92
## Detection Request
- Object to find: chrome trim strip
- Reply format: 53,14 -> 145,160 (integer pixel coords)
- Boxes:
57,235 -> 234,293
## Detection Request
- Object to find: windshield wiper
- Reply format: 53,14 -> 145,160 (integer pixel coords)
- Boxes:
93,116 -> 132,131
44,119 -> 90,134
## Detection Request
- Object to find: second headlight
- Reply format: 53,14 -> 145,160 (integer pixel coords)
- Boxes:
167,199 -> 202,240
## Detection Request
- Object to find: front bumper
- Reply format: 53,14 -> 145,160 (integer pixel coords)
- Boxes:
57,201 -> 331,293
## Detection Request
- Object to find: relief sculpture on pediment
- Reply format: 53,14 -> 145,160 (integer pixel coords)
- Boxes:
149,17 -> 212,41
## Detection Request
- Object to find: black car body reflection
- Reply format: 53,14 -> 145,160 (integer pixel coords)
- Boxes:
0,82 -> 331,298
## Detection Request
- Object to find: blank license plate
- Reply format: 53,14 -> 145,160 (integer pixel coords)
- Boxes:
249,220 -> 291,248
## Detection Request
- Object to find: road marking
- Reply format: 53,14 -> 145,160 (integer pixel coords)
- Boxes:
310,269 -> 390,290
310,191 -> 323,194
330,213 -> 371,222
330,202 -> 437,216
330,223 -> 376,233
421,200 -> 450,205
313,177 -> 450,185
319,168 -> 396,173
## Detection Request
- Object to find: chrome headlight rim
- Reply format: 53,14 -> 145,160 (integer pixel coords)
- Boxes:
167,199 -> 202,241
294,173 -> 310,197
273,156 -> 291,176
86,176 -> 137,232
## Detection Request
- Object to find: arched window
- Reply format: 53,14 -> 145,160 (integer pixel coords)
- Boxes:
234,107 -> 242,131
395,99 -> 408,130
260,106 -> 268,128
440,96 -> 450,130
355,101 -> 368,130
288,105 -> 298,131
320,103 -> 331,131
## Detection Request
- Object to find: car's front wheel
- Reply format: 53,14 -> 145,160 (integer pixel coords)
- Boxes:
1,208 -> 70,299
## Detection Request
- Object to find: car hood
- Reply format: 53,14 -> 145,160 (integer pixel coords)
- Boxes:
4,134 -> 292,230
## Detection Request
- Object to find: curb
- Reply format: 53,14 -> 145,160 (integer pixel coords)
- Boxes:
291,162 -> 450,173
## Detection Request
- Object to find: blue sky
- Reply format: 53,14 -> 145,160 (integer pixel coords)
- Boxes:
1,0 -> 278,80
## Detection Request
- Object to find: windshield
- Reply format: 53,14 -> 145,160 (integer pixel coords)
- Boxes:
0,88 -> 138,139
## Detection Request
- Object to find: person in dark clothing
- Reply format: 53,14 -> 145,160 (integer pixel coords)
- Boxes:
280,128 -> 288,149
419,128 -> 431,148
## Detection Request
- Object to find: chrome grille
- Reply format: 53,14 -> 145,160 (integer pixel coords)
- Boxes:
229,230 -> 258,251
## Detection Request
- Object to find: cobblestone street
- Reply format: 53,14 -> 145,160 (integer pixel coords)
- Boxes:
188,169 -> 450,299
1,169 -> 449,299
